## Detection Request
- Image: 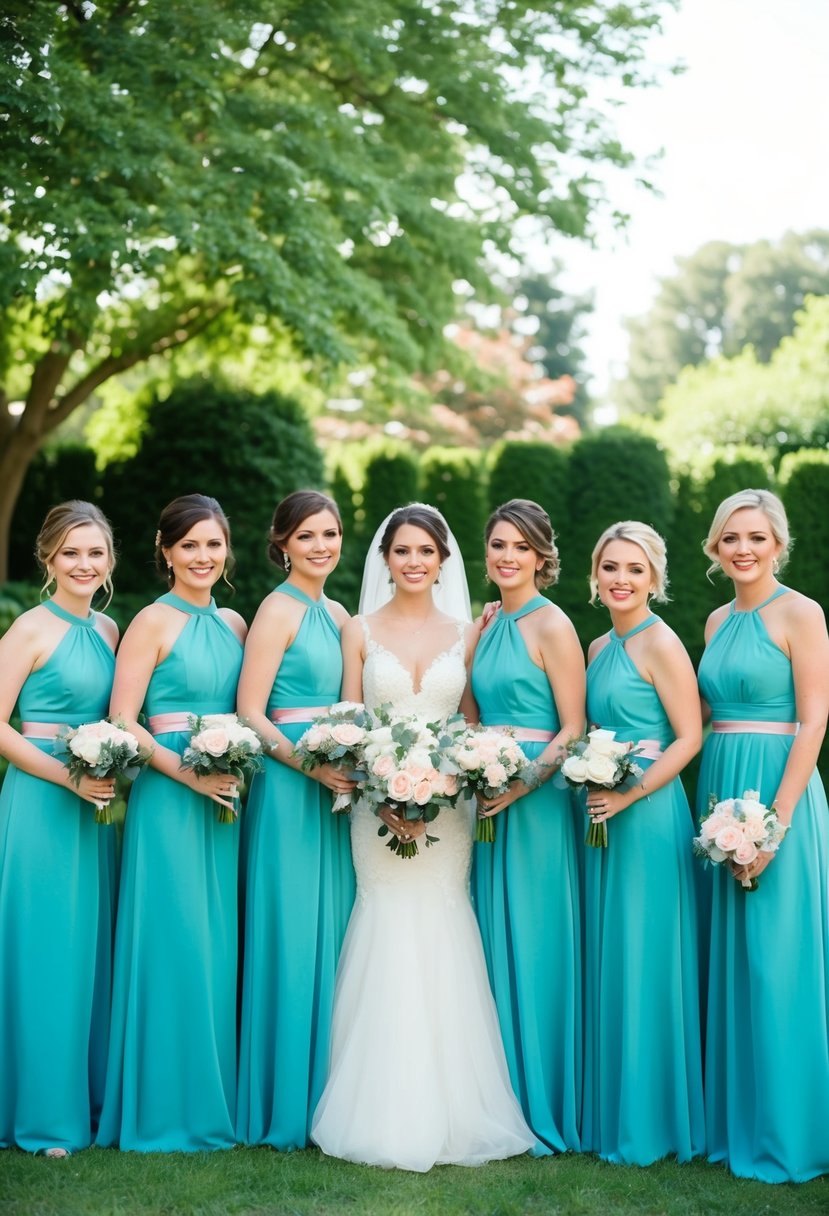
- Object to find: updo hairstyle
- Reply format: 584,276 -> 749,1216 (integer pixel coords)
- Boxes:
485,499 -> 559,588
378,504 -> 451,563
589,520 -> 669,604
702,488 -> 791,578
267,490 -> 342,569
36,500 -> 116,606
154,494 -> 233,584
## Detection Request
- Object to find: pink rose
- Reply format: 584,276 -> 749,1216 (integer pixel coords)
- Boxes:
483,762 -> 508,788
388,770 -> 414,802
413,778 -> 433,806
714,825 -> 743,854
372,754 -> 395,779
303,726 -> 327,751
742,816 -> 767,843
332,722 -> 364,747
442,773 -> 459,797
194,727 -> 230,757
734,839 -> 759,865
701,813 -> 727,842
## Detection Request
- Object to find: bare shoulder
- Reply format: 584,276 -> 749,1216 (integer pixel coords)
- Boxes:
534,599 -> 578,642
704,602 -> 730,641
120,601 -> 169,641
779,588 -> 827,631
95,611 -> 119,651
218,607 -> 247,643
0,603 -> 50,646
587,632 -> 611,664
341,614 -> 365,646
642,618 -> 694,671
323,596 -> 351,630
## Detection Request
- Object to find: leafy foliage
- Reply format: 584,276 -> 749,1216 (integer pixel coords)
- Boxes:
0,0 -> 672,576
656,296 -> 829,457
9,443 -> 99,582
621,231 -> 829,414
419,446 -> 486,592
99,380 -> 323,621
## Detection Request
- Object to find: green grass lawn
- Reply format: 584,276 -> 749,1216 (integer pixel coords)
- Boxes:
1,1147 -> 826,1216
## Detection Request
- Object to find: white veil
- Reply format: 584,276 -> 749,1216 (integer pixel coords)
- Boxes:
358,502 -> 473,622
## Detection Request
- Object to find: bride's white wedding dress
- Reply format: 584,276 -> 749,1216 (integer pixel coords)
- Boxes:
311,618 -> 534,1171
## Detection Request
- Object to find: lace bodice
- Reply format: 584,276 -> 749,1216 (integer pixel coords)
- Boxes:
360,616 -> 468,719
351,616 -> 473,897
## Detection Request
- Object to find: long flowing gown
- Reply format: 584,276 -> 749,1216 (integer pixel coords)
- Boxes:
311,617 -> 533,1171
97,592 -> 243,1152
698,587 -> 829,1182
237,584 -> 355,1149
0,600 -> 116,1153
470,595 -> 582,1155
583,615 -> 704,1165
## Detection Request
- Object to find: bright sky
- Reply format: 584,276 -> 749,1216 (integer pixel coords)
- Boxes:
555,0 -> 829,402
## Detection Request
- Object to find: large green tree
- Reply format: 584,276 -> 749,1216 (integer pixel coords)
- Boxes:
620,230 -> 829,414
0,0 -> 670,580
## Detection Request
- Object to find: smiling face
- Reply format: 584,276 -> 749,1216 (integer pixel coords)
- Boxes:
385,523 -> 442,593
595,538 -> 654,618
284,509 -> 342,582
50,523 -> 111,602
163,516 -> 227,595
485,520 -> 543,594
716,506 -> 783,587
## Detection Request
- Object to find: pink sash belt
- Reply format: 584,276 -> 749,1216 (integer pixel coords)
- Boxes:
21,721 -> 63,739
711,720 -> 798,736
635,738 -> 664,760
270,707 -> 326,725
489,725 -> 555,744
148,713 -> 194,735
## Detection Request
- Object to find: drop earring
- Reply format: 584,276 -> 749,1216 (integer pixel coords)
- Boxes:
773,558 -> 780,574
283,554 -> 291,573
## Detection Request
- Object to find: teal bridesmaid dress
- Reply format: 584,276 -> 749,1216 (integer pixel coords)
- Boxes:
583,615 -> 704,1165
698,588 -> 829,1182
0,601 -> 116,1153
471,596 -> 582,1154
237,585 -> 355,1149
97,593 -> 243,1152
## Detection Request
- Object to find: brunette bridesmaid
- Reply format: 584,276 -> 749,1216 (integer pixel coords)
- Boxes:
237,491 -> 355,1149
98,494 -> 246,1152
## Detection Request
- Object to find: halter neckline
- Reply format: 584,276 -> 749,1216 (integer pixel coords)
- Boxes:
43,599 -> 95,627
157,591 -> 217,616
612,614 -> 659,643
499,594 -> 549,621
730,585 -> 789,614
276,583 -> 322,607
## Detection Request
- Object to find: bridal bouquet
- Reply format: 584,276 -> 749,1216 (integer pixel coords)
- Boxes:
180,713 -> 264,823
54,717 -> 152,823
293,701 -> 370,812
693,790 -> 788,891
453,726 -> 537,844
359,705 -> 466,858
561,728 -> 643,848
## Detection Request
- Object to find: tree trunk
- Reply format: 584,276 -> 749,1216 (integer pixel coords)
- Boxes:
0,429 -> 45,584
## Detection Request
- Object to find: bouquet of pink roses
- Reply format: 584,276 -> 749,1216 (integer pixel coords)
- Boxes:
358,705 -> 466,858
560,728 -> 642,847
453,725 -> 537,844
53,717 -> 152,823
292,701 -> 370,812
693,789 -> 788,890
180,713 -> 264,823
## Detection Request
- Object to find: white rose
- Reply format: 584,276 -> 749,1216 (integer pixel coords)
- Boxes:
586,729 -> 619,757
562,756 -> 589,783
70,736 -> 104,765
584,753 -> 618,785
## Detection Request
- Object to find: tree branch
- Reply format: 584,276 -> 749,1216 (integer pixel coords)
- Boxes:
41,302 -> 229,434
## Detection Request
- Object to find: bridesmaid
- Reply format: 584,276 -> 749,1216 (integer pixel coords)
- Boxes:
236,490 -> 355,1150
472,499 -> 585,1154
698,488 -> 829,1182
97,494 -> 246,1152
0,502 -> 118,1156
582,521 -> 704,1165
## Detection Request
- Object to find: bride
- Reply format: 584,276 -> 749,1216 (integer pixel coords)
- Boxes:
311,504 -> 534,1171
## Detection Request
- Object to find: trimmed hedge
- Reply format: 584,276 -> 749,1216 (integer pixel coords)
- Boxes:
9,443 -> 99,583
